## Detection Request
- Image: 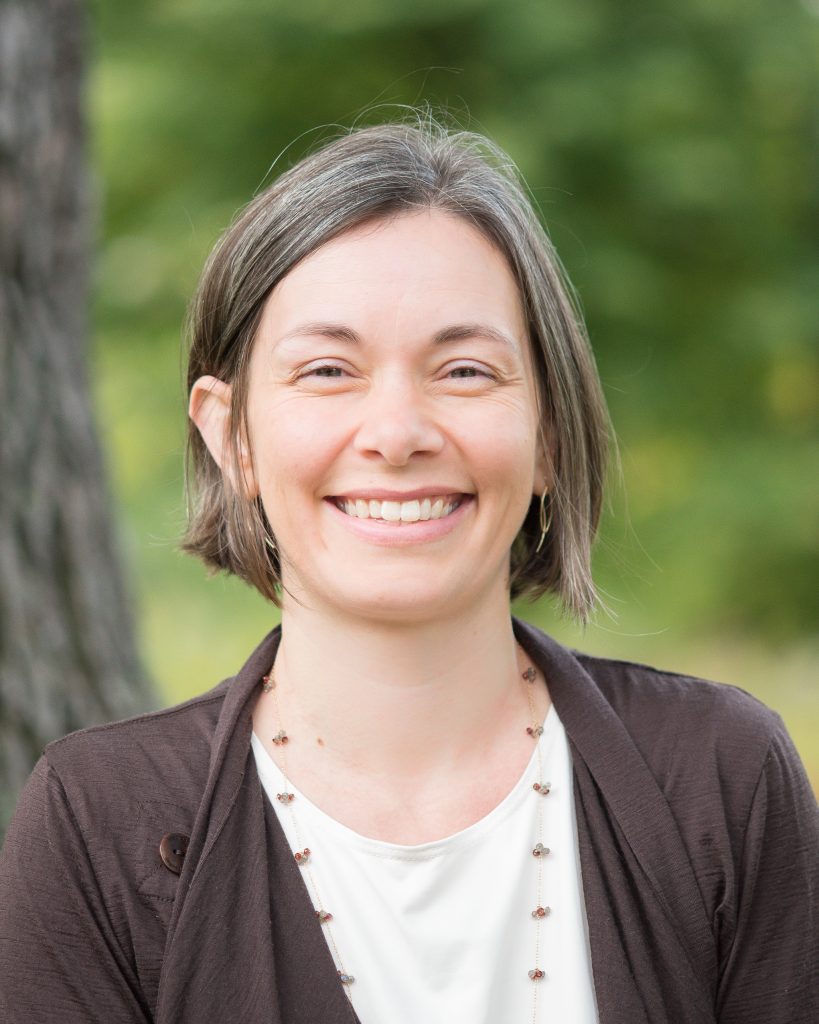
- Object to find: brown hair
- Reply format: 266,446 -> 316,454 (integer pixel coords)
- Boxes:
183,114 -> 615,623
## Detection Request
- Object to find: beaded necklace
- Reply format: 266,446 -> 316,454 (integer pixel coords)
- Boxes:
261,659 -> 552,1023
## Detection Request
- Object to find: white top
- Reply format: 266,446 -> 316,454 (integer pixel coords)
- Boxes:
251,705 -> 598,1023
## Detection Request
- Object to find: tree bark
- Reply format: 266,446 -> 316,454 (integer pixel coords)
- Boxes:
0,0 -> 154,832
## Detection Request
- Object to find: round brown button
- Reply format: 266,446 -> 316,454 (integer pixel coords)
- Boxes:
159,833 -> 189,875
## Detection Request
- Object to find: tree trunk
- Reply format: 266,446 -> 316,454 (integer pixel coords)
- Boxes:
0,0 -> 154,832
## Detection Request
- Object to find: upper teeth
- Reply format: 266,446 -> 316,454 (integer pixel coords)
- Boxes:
337,497 -> 461,522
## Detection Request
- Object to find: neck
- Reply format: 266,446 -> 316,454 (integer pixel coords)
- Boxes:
267,593 -> 537,783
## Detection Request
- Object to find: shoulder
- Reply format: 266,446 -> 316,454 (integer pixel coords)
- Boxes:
515,617 -> 795,797
30,621 -> 282,835
41,679 -> 231,831
568,648 -> 803,823
573,649 -> 784,764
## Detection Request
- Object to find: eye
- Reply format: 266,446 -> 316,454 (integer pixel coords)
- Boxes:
310,365 -> 344,378
297,362 -> 348,380
445,363 -> 495,381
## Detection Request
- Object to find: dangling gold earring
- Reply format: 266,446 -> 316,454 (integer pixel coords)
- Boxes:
535,489 -> 551,554
255,500 -> 278,558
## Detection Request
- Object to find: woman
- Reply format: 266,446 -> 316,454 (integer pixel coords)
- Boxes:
1,119 -> 816,1024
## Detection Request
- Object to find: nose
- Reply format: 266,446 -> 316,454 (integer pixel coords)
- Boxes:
352,376 -> 445,466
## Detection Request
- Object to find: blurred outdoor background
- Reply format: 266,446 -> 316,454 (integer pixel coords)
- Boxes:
39,0 -> 819,788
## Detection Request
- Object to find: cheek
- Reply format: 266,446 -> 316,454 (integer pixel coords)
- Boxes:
458,401 -> 539,481
248,405 -> 338,510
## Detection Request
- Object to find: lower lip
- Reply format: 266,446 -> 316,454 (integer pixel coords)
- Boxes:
325,496 -> 474,546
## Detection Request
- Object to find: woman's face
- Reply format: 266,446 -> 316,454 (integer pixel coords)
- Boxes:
237,210 -> 547,623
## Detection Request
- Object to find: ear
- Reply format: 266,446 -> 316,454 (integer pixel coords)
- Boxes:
189,375 -> 258,497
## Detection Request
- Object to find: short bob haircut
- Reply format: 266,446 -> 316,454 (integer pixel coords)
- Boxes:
183,114 -> 614,624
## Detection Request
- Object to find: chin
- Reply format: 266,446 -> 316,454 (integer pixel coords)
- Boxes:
341,584 -> 460,624
289,562 -> 506,627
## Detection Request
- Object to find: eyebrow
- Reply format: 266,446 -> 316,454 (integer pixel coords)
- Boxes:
278,321 -> 518,349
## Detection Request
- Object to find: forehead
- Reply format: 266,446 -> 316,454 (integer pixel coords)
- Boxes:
257,209 -> 528,344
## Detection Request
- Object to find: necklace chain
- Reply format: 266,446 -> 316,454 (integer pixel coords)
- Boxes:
266,674 -> 357,1003
262,659 -> 551,1023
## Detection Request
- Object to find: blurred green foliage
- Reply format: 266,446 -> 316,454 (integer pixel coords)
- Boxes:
87,0 -> 818,782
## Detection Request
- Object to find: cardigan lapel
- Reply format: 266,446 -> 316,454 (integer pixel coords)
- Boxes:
156,627 -> 358,1024
513,619 -> 718,1024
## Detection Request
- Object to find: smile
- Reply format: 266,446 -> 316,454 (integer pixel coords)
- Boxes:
332,495 -> 465,523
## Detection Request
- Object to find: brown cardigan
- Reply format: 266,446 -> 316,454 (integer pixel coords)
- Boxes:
1,619 -> 817,1023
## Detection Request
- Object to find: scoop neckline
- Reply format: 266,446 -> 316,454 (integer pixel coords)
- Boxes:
251,703 -> 558,861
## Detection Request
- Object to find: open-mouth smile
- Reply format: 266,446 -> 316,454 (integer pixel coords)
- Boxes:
331,494 -> 465,523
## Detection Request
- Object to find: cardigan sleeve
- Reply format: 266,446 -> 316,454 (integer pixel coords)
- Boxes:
716,718 -> 819,1023
0,757 -> 152,1023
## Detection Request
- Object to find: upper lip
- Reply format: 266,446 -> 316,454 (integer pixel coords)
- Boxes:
329,488 -> 470,502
